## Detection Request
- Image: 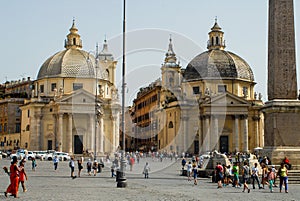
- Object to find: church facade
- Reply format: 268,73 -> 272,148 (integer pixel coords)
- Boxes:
20,21 -> 120,155
131,21 -> 265,154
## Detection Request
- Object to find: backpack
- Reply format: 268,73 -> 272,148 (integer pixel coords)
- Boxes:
69,161 -> 72,168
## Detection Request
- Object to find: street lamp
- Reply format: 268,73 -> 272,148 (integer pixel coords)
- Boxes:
87,48 -> 100,161
117,0 -> 127,188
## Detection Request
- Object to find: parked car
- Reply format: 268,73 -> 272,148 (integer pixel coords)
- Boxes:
1,151 -> 8,158
34,151 -> 47,160
10,149 -> 27,159
53,152 -> 71,161
26,151 -> 36,160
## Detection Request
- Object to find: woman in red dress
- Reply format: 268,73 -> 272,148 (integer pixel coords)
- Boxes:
5,156 -> 22,198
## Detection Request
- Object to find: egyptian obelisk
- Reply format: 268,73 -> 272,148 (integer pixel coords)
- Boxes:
264,0 -> 300,166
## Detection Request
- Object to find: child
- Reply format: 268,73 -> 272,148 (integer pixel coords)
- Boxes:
267,167 -> 275,192
19,159 -> 27,192
31,158 -> 37,171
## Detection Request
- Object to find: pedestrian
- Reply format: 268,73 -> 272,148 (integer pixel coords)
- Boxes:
129,157 -> 135,171
267,167 -> 275,192
19,159 -> 28,192
53,156 -> 59,171
181,158 -> 186,175
261,163 -> 268,189
111,163 -> 116,178
232,162 -> 239,187
87,159 -> 92,176
282,156 -> 292,170
192,164 -> 198,185
92,160 -> 98,176
69,157 -> 76,179
187,161 -> 192,181
278,162 -> 288,193
251,162 -> 262,189
271,165 -> 278,187
77,159 -> 83,177
5,156 -> 21,198
215,162 -> 223,188
31,157 -> 37,171
143,162 -> 150,179
242,161 -> 250,193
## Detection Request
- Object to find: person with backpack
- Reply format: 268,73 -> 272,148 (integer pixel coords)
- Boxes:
251,162 -> 262,189
242,161 -> 250,193
215,162 -> 223,188
69,157 -> 76,179
278,162 -> 288,193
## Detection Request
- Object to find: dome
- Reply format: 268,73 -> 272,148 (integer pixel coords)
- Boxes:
183,49 -> 254,82
37,20 -> 98,80
37,49 -> 96,79
183,20 -> 254,82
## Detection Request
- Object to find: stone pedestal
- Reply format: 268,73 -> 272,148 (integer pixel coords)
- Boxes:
262,100 -> 300,168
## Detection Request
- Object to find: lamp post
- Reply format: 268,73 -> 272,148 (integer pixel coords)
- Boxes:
117,0 -> 127,188
87,48 -> 99,161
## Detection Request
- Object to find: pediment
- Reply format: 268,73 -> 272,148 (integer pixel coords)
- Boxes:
55,89 -> 96,104
205,92 -> 250,106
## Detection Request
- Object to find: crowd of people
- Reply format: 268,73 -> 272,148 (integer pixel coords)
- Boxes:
181,153 -> 291,194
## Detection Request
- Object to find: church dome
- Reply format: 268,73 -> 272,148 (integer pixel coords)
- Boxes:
183,20 -> 254,82
184,49 -> 254,81
37,49 -> 96,79
37,20 -> 97,80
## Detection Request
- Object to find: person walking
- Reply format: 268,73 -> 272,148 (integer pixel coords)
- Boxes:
143,162 -> 150,179
192,163 -> 198,185
267,167 -> 275,192
53,156 -> 59,171
278,162 -> 288,193
5,156 -> 22,198
242,161 -> 250,193
86,159 -> 92,176
31,157 -> 37,171
77,159 -> 83,177
215,162 -> 223,188
187,161 -> 192,181
69,157 -> 76,179
92,160 -> 98,176
18,159 -> 28,192
251,163 -> 262,189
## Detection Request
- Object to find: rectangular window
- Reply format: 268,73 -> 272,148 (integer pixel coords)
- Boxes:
15,123 -> 21,133
0,124 -> 2,132
27,110 -> 30,118
73,83 -> 83,91
40,85 -> 44,93
193,86 -> 200,94
4,123 -> 7,132
51,83 -> 57,91
218,85 -> 227,93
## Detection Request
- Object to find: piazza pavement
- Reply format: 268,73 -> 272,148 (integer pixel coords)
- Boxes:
0,157 -> 299,201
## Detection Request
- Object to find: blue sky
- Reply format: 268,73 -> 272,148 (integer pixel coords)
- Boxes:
0,0 -> 299,104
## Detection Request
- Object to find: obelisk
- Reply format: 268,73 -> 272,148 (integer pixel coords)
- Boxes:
268,0 -> 297,100
264,0 -> 300,166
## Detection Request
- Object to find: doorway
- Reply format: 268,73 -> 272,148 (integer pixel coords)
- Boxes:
47,140 -> 52,150
74,135 -> 83,154
219,136 -> 228,153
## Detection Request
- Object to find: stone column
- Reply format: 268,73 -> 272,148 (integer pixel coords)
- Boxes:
90,114 -> 95,155
67,113 -> 73,154
203,115 -> 210,152
252,116 -> 260,148
242,115 -> 249,152
111,116 -> 116,152
88,114 -> 93,151
234,115 -> 239,152
211,116 -> 218,151
99,117 -> 104,154
57,113 -> 63,152
182,116 -> 189,152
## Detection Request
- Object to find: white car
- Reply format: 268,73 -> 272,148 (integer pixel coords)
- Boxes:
35,151 -> 47,160
26,151 -> 36,160
53,152 -> 71,161
11,149 -> 27,160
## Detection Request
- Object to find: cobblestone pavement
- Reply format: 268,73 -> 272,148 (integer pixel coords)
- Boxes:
0,157 -> 299,201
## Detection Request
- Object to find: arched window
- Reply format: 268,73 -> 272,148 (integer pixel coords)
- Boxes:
211,37 -> 214,46
73,38 -> 76,45
168,121 -> 174,128
216,37 -> 219,45
26,125 -> 30,131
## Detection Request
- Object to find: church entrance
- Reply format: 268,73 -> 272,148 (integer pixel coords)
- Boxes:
219,136 -> 228,153
74,135 -> 83,154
